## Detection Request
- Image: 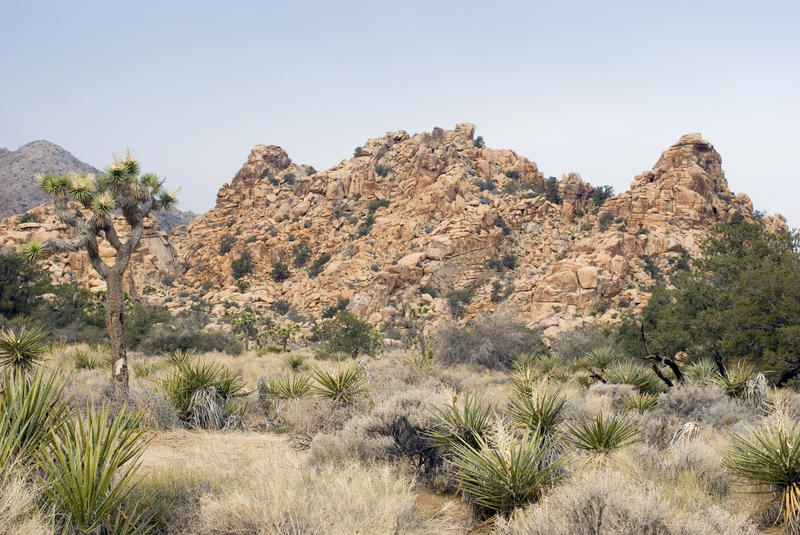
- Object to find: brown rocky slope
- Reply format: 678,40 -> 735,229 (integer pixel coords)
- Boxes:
176,124 -> 778,335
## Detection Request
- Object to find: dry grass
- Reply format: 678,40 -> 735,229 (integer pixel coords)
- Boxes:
0,470 -> 51,535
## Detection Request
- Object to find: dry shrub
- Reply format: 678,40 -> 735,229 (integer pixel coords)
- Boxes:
195,452 -> 463,534
550,324 -> 623,363
309,381 -> 452,472
570,383 -> 636,418
0,471 -> 51,535
498,468 -> 757,535
278,398 -> 361,448
434,313 -> 545,370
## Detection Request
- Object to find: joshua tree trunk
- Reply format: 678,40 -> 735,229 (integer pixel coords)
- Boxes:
105,272 -> 129,397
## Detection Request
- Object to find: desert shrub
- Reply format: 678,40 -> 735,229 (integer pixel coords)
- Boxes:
308,252 -> 331,277
501,468 -> 757,535
161,359 -> 250,429
550,324 -> 621,363
589,184 -> 614,206
445,289 -> 473,318
270,261 -> 290,282
353,146 -> 362,157
450,425 -> 565,518
544,176 -> 561,204
125,303 -> 171,349
367,198 -> 390,214
710,360 -> 757,397
653,384 -> 754,428
374,164 -> 392,177
475,177 -> 496,191
260,374 -> 312,400
321,296 -> 350,319
139,326 -> 242,355
282,172 -> 296,185
278,398 -> 361,447
292,241 -> 311,267
314,310 -> 383,358
623,392 -> 658,413
419,283 -> 439,298
606,361 -> 664,395
505,169 -> 521,180
70,345 -> 108,370
0,254 -> 49,318
357,214 -> 375,236
598,211 -> 614,231
218,234 -> 234,256
494,215 -> 511,236
476,135 -> 486,148
231,250 -> 254,279
17,212 -> 41,224
29,283 -> 106,343
434,313 -> 545,370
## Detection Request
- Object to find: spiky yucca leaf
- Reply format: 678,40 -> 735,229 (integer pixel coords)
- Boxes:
261,374 -> 312,400
623,392 -> 658,413
0,370 -> 69,477
158,190 -> 177,209
311,362 -> 368,404
0,325 -> 49,373
724,423 -> 800,532
68,172 -> 94,204
449,427 -> 565,517
565,411 -> 643,455
37,405 -> 150,535
507,389 -> 568,436
607,361 -> 664,395
510,364 -> 536,398
427,393 -> 494,453
686,358 -> 719,384
583,345 -> 616,371
140,172 -> 162,192
712,360 -> 758,397
18,240 -> 44,262
40,173 -> 70,194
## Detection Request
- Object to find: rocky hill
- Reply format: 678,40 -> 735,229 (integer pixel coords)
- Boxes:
176,124 -> 783,335
1,125 -> 786,336
0,140 -> 197,231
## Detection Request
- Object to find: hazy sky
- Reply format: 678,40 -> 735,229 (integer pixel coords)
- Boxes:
2,1 -> 798,226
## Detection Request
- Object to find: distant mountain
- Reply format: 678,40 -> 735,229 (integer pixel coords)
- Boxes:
0,140 -> 197,231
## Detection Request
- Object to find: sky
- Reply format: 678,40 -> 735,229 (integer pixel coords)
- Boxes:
1,0 -> 798,226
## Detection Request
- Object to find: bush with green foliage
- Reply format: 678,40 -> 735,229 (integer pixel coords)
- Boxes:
367,198 -> 390,214
292,242 -> 312,267
125,303 -> 171,349
0,253 -> 49,317
231,250 -> 254,279
434,313 -> 546,370
475,135 -> 486,149
218,234 -> 235,255
321,297 -> 350,319
357,214 -> 375,236
543,177 -> 561,205
445,289 -> 473,318
374,164 -> 392,177
589,184 -> 614,206
427,393 -> 494,454
270,261 -> 290,282
598,211 -> 614,231
308,253 -> 331,277
139,326 -> 242,355
314,311 -> 383,358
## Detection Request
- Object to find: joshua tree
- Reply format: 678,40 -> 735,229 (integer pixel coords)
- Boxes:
20,153 -> 176,397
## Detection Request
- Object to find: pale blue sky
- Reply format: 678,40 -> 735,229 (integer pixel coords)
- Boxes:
1,1 -> 798,226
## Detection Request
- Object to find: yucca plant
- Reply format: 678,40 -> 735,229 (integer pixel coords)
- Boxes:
533,355 -> 569,382
37,405 -> 150,535
311,362 -> 368,404
427,393 -> 494,453
449,426 -> 565,517
0,325 -> 48,373
607,361 -> 663,395
582,345 -> 616,373
161,360 -> 250,429
261,374 -> 312,400
565,411 -> 643,456
510,364 -> 537,399
0,370 -> 69,477
507,390 -> 568,436
623,392 -> 658,413
685,358 -> 719,384
286,353 -> 307,372
723,423 -> 800,533
712,360 -> 758,398
72,348 -> 105,370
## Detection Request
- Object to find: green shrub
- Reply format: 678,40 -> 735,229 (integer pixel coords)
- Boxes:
502,252 -> 517,270
445,289 -> 473,318
0,253 -> 49,318
367,198 -> 390,214
353,146 -> 362,157
314,311 -> 383,358
606,361 -> 664,395
475,135 -> 486,149
272,300 -> 290,316
544,177 -> 561,205
271,261 -> 290,282
493,215 -> 511,236
231,250 -> 254,279
419,283 -> 439,298
308,253 -> 331,277
17,212 -> 41,224
374,164 -> 392,177
321,296 -> 349,319
218,234 -> 235,255
139,327 -> 242,355
125,303 -> 171,349
598,211 -> 614,231
505,169 -> 520,180
292,242 -> 312,268
357,214 -> 375,236
623,392 -> 658,413
589,185 -> 614,206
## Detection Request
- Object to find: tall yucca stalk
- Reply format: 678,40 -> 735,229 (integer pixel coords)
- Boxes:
0,370 -> 69,477
0,325 -> 49,373
37,405 -> 150,535
724,423 -> 800,533
449,427 -> 565,518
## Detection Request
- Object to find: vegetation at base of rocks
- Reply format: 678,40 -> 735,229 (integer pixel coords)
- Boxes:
292,241 -> 312,267
321,297 -> 350,319
589,184 -> 614,206
598,211 -> 614,231
313,310 -> 383,358
270,261 -> 291,282
374,165 -> 393,178
231,249 -> 254,279
0,253 -> 49,317
543,176 -> 561,205
218,234 -> 235,255
445,289 -> 473,319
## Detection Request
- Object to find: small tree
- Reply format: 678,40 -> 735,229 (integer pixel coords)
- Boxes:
268,321 -> 296,352
315,310 -> 383,358
21,154 -> 176,397
231,311 -> 258,350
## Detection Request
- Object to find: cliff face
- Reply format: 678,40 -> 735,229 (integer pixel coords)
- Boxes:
176,124 -> 758,334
